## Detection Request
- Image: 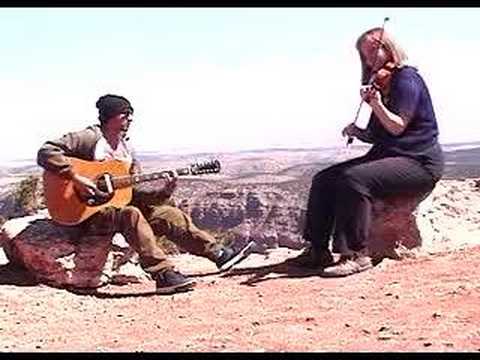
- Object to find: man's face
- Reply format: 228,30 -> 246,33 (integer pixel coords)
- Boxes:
105,112 -> 133,136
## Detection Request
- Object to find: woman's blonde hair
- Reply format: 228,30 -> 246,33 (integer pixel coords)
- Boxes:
356,27 -> 408,84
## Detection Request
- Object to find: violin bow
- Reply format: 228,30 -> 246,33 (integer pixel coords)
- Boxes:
346,16 -> 390,147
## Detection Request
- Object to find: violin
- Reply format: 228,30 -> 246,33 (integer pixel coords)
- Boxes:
370,61 -> 396,92
346,16 -> 390,146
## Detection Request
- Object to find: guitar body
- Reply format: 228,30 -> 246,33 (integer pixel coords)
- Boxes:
43,158 -> 132,226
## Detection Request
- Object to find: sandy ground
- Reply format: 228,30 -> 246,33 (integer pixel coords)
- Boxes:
1,245 -> 480,352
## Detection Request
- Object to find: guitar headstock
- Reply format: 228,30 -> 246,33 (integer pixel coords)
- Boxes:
189,159 -> 221,175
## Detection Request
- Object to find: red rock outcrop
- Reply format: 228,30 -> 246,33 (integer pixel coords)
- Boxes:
0,212 -> 148,289
333,191 -> 431,260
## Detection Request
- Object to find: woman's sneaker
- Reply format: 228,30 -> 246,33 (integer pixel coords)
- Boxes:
215,241 -> 254,272
155,269 -> 196,294
321,252 -> 373,277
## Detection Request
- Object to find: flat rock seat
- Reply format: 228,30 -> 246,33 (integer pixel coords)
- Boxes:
332,188 -> 434,260
0,212 -> 148,289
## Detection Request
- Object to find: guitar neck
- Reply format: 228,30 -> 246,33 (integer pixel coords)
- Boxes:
112,167 -> 190,189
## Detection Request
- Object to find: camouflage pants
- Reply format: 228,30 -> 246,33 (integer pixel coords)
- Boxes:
75,203 -> 221,275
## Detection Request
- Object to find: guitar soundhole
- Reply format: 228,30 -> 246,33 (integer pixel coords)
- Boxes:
96,178 -> 108,193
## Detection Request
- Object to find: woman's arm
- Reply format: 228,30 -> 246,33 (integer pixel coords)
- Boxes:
363,69 -> 424,136
361,86 -> 411,136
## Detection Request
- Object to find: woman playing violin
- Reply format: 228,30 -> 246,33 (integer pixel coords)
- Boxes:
288,27 -> 444,277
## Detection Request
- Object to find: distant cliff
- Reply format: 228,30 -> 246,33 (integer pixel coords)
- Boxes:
1,145 -> 480,248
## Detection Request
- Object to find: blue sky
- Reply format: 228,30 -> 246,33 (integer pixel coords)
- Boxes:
1,8 -> 479,161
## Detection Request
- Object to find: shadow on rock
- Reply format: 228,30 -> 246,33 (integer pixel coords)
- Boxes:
66,286 -> 194,299
0,263 -> 40,287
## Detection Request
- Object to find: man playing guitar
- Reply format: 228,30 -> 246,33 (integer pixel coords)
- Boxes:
37,94 -> 251,294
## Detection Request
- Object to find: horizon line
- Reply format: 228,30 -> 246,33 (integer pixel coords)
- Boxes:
2,140 -> 480,165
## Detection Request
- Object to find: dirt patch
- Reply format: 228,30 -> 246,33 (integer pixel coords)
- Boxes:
1,245 -> 480,352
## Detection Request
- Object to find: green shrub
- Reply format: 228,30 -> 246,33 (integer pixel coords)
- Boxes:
13,175 -> 42,215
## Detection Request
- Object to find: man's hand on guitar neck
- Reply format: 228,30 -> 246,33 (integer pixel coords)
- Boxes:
71,173 -> 99,200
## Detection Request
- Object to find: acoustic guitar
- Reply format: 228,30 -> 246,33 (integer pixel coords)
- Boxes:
43,157 -> 221,226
